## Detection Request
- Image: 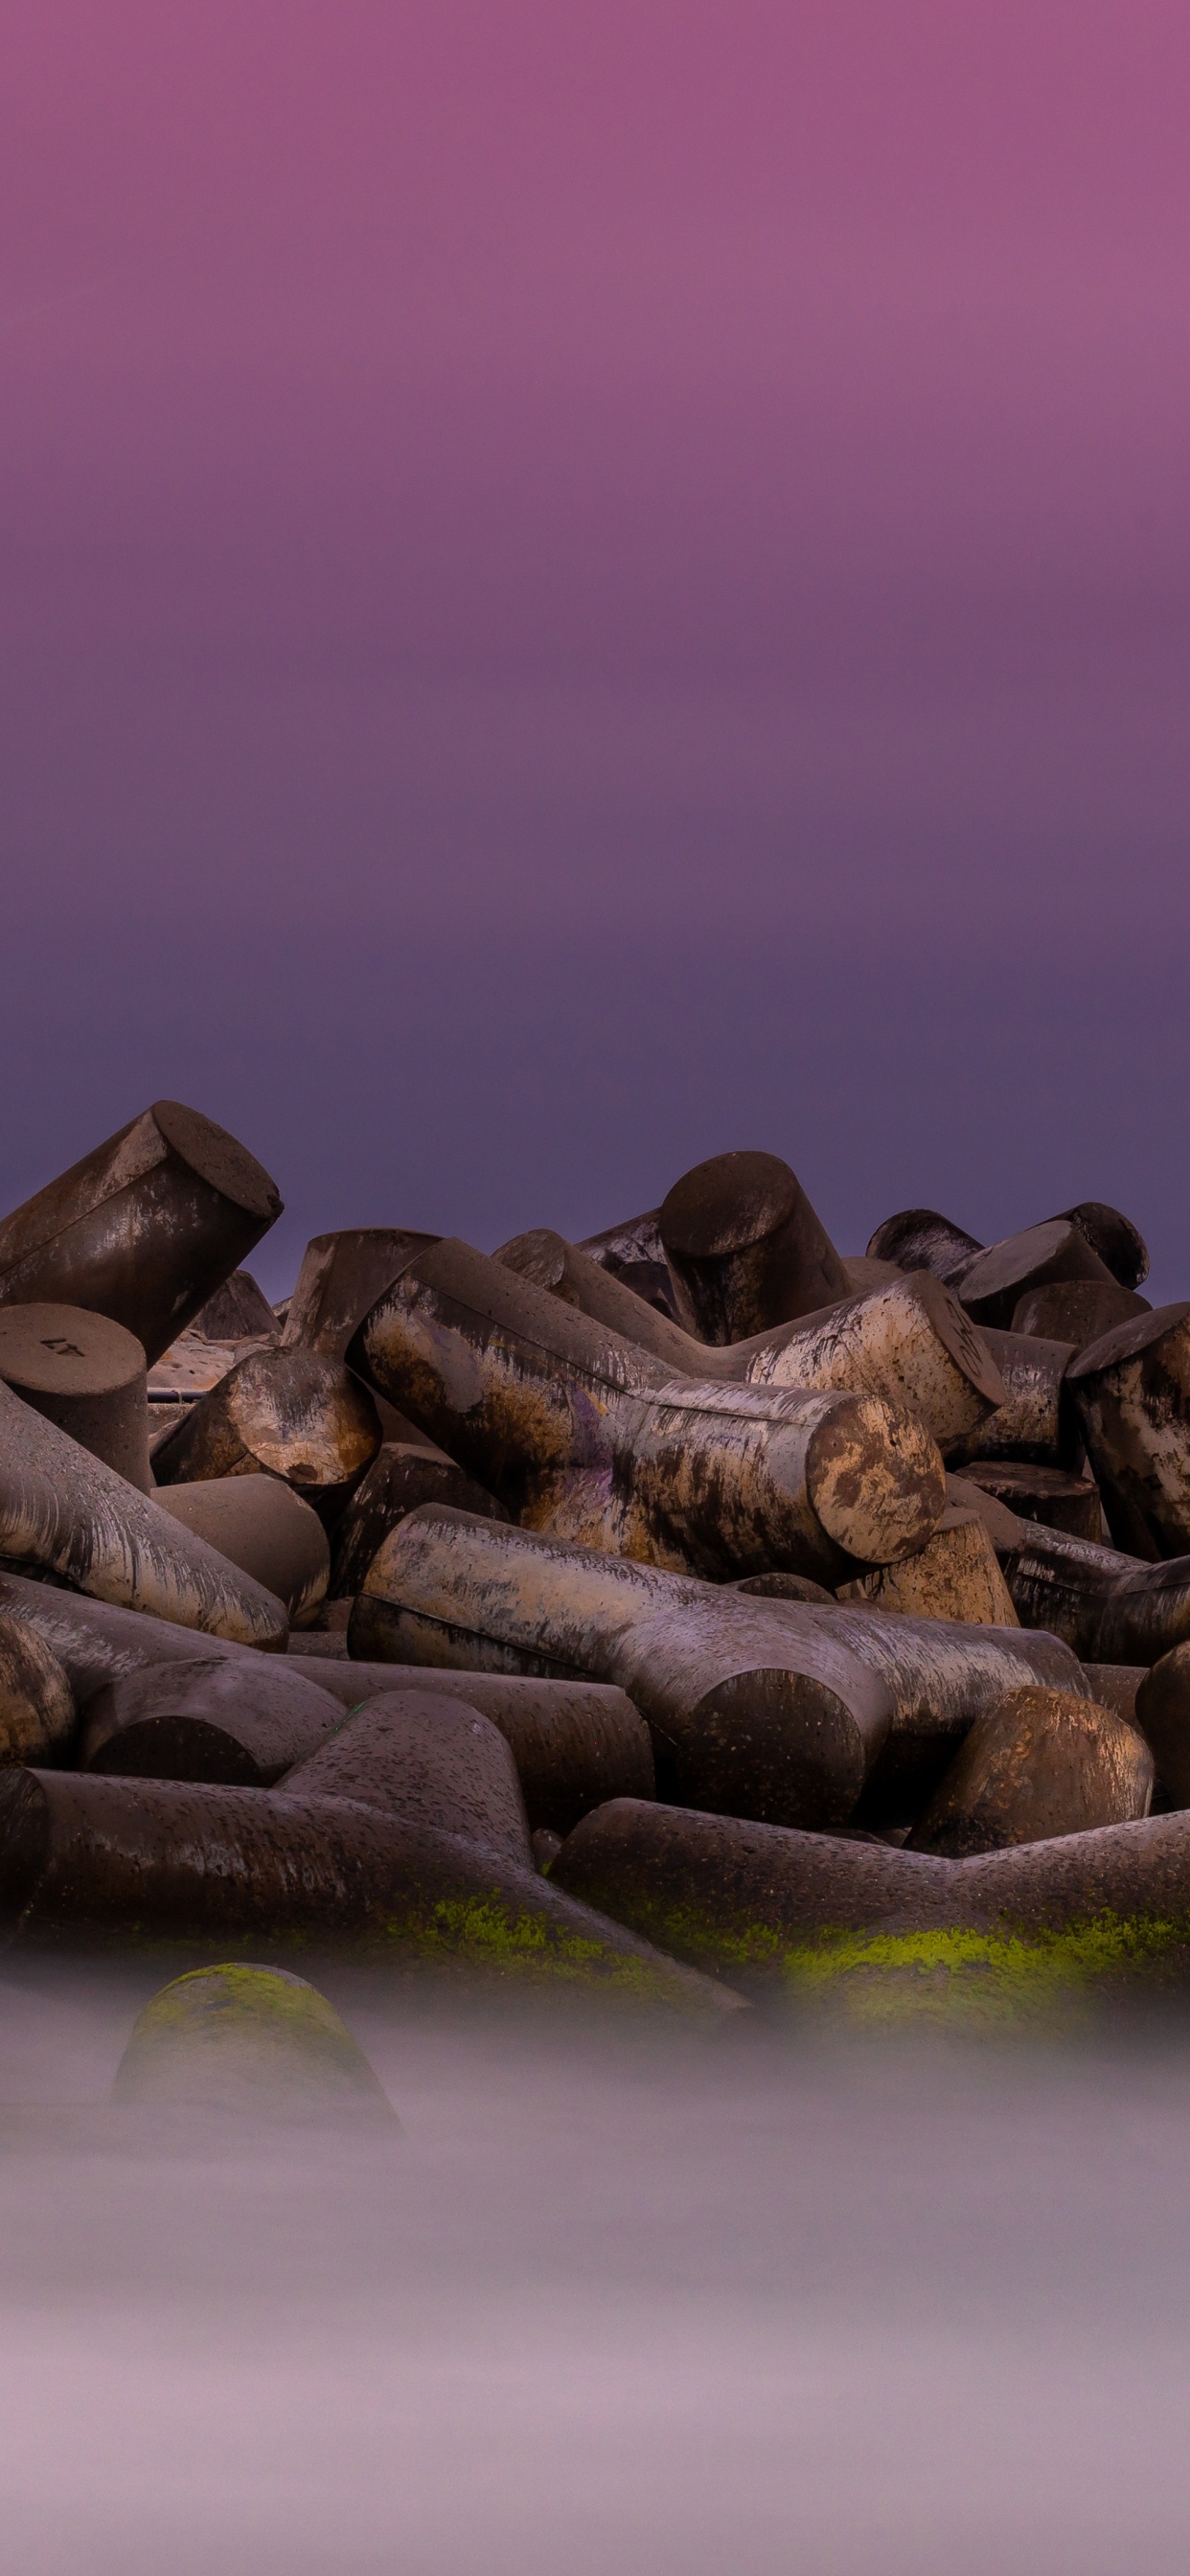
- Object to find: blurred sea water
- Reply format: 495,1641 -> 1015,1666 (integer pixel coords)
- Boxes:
0,1961 -> 1188,2573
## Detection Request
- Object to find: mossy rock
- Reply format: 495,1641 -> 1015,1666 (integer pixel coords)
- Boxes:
111,1964 -> 396,2118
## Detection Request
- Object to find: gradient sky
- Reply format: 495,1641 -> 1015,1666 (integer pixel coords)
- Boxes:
4,2 -> 1189,1297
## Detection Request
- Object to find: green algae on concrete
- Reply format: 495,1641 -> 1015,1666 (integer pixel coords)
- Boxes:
111,1963 -> 396,2118
370,1890 -> 744,2012
570,1884 -> 1190,2030
775,1919 -> 1190,2031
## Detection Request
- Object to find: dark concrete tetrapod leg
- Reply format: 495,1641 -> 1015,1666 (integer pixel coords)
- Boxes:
281,1690 -> 535,1867
0,1302 -> 150,1490
0,1100 -> 282,1364
659,1150 -> 850,1342
280,1230 -> 439,1356
79,1655 -> 345,1784
153,1475 -> 331,1626
1067,1306 -> 1190,1559
958,1222 -> 1116,1331
152,1348 -> 381,1516
864,1208 -> 983,1287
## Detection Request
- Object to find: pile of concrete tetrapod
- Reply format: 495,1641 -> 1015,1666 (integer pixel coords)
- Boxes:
3,1099 -> 1190,2022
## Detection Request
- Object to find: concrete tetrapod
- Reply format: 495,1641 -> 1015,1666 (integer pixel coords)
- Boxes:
657,1151 -> 850,1342
0,1304 -> 150,1491
906,1687 -> 1153,1855
494,1235 -> 1002,1453
283,1657 -> 654,1835
549,1797 -> 1190,1990
956,1461 -> 1102,1542
352,1504 -> 894,1826
80,1654 -> 344,1785
1010,1280 -> 1150,1346
329,1441 -> 507,1599
152,1349 -> 381,1515
997,1521 -> 1190,1665
1081,1665 -> 1148,1729
282,1690 -> 536,1868
110,1965 -> 396,2121
725,1273 -> 1006,1452
1135,1646 -> 1190,1807
0,1615 -> 75,1766
864,1208 -> 984,1288
352,1506 -> 1082,1827
1066,1306 -> 1190,1559
958,1222 -> 1117,1331
1054,1202 -> 1150,1293
0,1572 -> 264,1702
0,1383 -> 287,1647
0,1100 -> 283,1365
838,1506 -> 1019,1626
742,1590 -> 1083,1823
494,1230 -> 718,1371
280,1230 -> 440,1356
190,1272 -> 281,1341
0,1577 -> 653,1838
154,1474 -> 331,1626
948,1328 -> 1081,1468
0,1770 -> 743,2012
575,1208 -> 677,1317
354,1238 -> 945,1584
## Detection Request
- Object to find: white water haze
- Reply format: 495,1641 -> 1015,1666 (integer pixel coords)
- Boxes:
0,1966 -> 1189,2571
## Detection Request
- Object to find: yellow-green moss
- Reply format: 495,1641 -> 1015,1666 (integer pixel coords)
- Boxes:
774,1919 -> 1190,2031
132,1962 -> 352,2041
111,1962 -> 392,2108
581,1894 -> 1190,2030
379,1895 -> 715,2004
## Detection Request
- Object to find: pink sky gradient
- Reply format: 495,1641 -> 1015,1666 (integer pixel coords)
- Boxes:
3,3 -> 1189,1281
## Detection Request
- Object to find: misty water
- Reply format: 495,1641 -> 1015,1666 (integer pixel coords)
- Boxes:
0,1965 -> 1188,2571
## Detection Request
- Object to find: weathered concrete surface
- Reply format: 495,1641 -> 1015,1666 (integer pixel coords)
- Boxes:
0,1768 -> 744,2012
727,1271 -> 1005,1451
550,1795 -> 1190,1977
0,1101 -> 282,1365
999,1520 -> 1190,1665
949,1327 -> 1081,1468
110,1964 -> 395,2119
1067,1305 -> 1190,1559
152,1348 -> 381,1512
1135,1644 -> 1190,1807
0,1382 -> 287,1647
352,1503 -> 895,1827
280,1229 -> 439,1357
155,1474 -> 330,1626
956,1460 -> 1102,1541
284,1655 -> 654,1835
0,1614 -> 75,1767
1011,1279 -> 1150,1346
80,1653 -> 344,1785
958,1221 -> 1116,1331
907,1686 -> 1153,1855
865,1208 -> 983,1287
1055,1201 -> 1150,1292
840,1506 -> 1019,1627
282,1689 -> 535,1867
0,1572 -> 263,1701
353,1506 -> 1081,1828
658,1150 -> 850,1342
0,1303 -> 150,1491
330,1440 -> 507,1598
355,1238 -> 946,1584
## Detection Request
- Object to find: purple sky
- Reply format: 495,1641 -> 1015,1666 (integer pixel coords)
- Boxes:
4,1 -> 1189,1297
